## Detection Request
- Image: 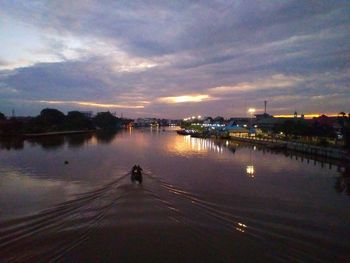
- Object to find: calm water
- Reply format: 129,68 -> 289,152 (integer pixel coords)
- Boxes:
0,128 -> 349,262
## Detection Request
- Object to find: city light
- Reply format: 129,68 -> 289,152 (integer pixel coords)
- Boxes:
248,108 -> 256,128
246,165 -> 255,177
274,113 -> 340,119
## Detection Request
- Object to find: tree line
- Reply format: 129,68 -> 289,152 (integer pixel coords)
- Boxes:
0,108 -> 129,136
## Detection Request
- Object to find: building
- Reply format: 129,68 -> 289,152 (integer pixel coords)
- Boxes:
228,117 -> 250,127
224,122 -> 249,137
135,118 -> 159,127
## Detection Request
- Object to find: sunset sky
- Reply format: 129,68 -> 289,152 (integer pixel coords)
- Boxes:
0,1 -> 349,118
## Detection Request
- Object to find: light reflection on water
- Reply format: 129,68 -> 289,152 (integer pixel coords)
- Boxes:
0,128 -> 349,262
166,135 -> 225,156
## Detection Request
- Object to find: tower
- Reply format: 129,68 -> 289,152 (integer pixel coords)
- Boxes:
264,100 -> 267,114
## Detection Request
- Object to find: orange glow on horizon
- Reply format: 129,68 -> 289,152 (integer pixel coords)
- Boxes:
37,100 -> 144,109
273,113 -> 340,119
158,94 -> 211,104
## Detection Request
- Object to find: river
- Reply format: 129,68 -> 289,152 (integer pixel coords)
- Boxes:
0,127 -> 349,262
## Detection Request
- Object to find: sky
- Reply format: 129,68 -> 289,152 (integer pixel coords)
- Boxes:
0,0 -> 349,119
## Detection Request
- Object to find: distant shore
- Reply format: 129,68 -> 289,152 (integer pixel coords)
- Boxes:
23,130 -> 96,138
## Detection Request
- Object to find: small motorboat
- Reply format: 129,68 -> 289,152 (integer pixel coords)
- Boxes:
176,129 -> 192,135
131,166 -> 143,184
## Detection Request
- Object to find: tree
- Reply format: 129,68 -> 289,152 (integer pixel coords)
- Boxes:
338,112 -> 347,128
93,111 -> 120,129
0,118 -> 23,135
339,112 -> 346,117
0,112 -> 6,121
37,108 -> 66,126
65,111 -> 93,130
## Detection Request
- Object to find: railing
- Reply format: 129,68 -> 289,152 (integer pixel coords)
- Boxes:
230,135 -> 348,160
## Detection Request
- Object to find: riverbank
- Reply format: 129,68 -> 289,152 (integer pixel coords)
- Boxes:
229,135 -> 349,161
23,130 -> 96,138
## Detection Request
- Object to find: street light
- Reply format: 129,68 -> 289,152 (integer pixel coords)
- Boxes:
248,108 -> 256,114
248,108 -> 255,128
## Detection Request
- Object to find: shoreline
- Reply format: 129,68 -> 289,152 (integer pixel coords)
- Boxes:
178,131 -> 349,161
23,130 -> 96,138
229,135 -> 349,161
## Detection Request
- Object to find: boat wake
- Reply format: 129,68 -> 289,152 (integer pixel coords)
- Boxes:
0,173 -> 129,262
0,170 -> 348,262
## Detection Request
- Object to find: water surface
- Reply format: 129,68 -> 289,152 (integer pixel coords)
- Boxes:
0,128 -> 349,262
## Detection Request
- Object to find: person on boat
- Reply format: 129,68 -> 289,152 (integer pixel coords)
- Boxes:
131,164 -> 143,183
136,165 -> 143,175
132,164 -> 138,174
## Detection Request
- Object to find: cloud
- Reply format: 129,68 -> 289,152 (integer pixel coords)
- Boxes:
0,0 -> 349,117
209,74 -> 303,94
157,95 -> 212,104
36,100 -> 144,109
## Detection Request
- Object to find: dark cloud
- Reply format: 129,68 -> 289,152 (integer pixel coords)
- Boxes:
0,0 -> 349,117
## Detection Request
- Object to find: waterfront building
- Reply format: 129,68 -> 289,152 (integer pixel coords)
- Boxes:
224,122 -> 249,137
228,117 -> 250,127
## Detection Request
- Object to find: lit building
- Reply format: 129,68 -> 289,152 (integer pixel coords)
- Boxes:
224,122 -> 249,137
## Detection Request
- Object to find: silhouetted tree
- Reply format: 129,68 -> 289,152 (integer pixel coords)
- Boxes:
0,118 -> 23,135
93,111 -> 120,129
36,108 -> 66,129
0,112 -> 6,121
65,111 -> 93,130
278,119 -> 310,137
337,112 -> 346,128
310,121 -> 335,138
22,108 -> 66,133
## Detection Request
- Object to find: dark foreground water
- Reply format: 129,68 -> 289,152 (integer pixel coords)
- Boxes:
0,128 -> 349,262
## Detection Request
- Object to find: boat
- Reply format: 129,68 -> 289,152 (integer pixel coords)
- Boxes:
131,170 -> 143,183
176,129 -> 196,135
176,129 -> 189,135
